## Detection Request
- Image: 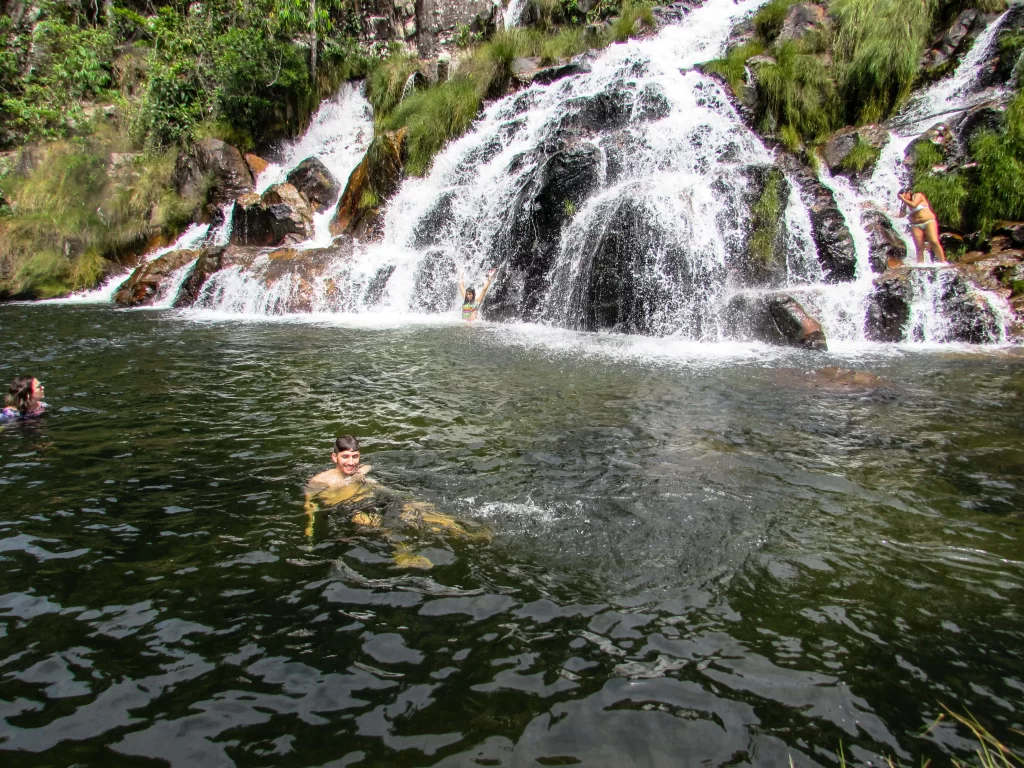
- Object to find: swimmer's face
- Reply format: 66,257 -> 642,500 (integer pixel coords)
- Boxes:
332,449 -> 360,476
31,379 -> 43,399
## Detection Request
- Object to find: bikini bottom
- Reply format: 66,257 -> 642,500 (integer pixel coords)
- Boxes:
911,219 -> 935,230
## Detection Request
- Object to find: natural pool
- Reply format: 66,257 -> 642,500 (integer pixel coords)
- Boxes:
0,303 -> 1022,766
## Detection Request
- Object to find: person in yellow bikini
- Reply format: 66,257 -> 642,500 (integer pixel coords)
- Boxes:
304,435 -> 490,567
897,188 -> 946,264
458,268 -> 498,321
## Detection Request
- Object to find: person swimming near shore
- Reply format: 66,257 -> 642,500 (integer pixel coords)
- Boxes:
897,188 -> 946,264
1,376 -> 47,421
304,435 -> 490,567
458,268 -> 497,322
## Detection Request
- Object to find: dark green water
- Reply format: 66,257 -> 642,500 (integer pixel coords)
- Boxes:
0,304 -> 1022,767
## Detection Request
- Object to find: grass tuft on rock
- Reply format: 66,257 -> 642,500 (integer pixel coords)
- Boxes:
838,136 -> 882,174
749,168 -> 785,265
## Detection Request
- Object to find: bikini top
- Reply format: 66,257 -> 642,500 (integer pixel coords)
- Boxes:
462,302 -> 478,321
910,203 -> 928,213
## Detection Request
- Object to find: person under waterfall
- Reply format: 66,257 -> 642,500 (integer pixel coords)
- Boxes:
458,268 -> 498,321
304,435 -> 490,567
897,188 -> 946,264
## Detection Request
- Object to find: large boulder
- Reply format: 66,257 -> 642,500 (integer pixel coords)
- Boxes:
821,125 -> 888,177
286,157 -> 341,214
113,249 -> 202,307
330,130 -> 406,241
486,142 -> 604,319
865,272 -> 912,342
780,155 -> 857,282
229,184 -> 314,247
173,138 -> 254,205
865,267 -> 1005,343
862,210 -> 907,273
777,3 -> 830,44
724,292 -> 828,349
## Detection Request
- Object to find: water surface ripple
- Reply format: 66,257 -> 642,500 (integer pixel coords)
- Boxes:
0,305 -> 1022,766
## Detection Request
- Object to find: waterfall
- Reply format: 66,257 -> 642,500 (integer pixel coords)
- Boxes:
158,2 -> 1018,344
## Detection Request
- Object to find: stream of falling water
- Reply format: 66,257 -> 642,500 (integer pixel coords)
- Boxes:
64,1 -> 1018,346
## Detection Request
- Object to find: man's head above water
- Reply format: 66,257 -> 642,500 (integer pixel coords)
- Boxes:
332,435 -> 361,476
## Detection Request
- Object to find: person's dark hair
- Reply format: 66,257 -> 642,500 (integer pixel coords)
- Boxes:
464,287 -> 476,303
334,435 -> 360,453
6,376 -> 37,414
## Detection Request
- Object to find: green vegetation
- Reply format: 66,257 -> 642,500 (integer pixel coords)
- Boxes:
910,93 -> 1024,238
706,0 -> 1004,145
1,0 -> 656,296
375,2 -> 655,177
0,134 -> 197,298
749,169 -> 785,264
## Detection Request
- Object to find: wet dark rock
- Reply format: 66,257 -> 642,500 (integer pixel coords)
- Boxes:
635,83 -> 671,122
975,4 -> 1024,88
779,154 -> 857,282
724,292 -> 828,350
865,272 -> 911,342
603,129 -> 649,186
862,210 -> 907,273
173,138 -> 254,205
940,268 -> 1002,343
777,3 -> 830,44
113,249 -> 202,307
488,142 -> 603,319
560,90 -> 634,134
949,102 -> 1007,156
652,1 -> 697,25
286,157 -> 341,214
511,57 -> 590,86
174,246 -> 227,307
229,184 -> 314,247
920,9 -> 982,77
364,264 -> 396,307
409,250 -> 458,312
411,192 -> 456,249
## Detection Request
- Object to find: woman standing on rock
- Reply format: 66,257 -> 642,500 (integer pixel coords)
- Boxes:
898,188 -> 946,264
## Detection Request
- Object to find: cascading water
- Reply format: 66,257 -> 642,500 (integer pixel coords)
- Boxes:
814,7 -> 1017,344
163,1 -> 1018,345
254,84 -> 373,246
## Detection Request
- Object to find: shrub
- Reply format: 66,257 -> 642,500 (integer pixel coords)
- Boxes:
838,137 -> 882,173
754,0 -> 798,41
703,41 -> 766,93
831,0 -> 934,123
969,93 -> 1024,236
384,78 -> 483,176
753,42 -> 840,141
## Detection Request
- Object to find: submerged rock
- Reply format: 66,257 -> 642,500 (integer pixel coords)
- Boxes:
724,292 -> 828,350
113,249 -> 202,307
173,138 -> 254,205
286,157 -> 341,214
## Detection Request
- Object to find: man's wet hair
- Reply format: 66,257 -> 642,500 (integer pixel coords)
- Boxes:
334,435 -> 360,453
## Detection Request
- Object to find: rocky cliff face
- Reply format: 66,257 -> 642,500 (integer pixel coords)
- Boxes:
358,0 -> 501,58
